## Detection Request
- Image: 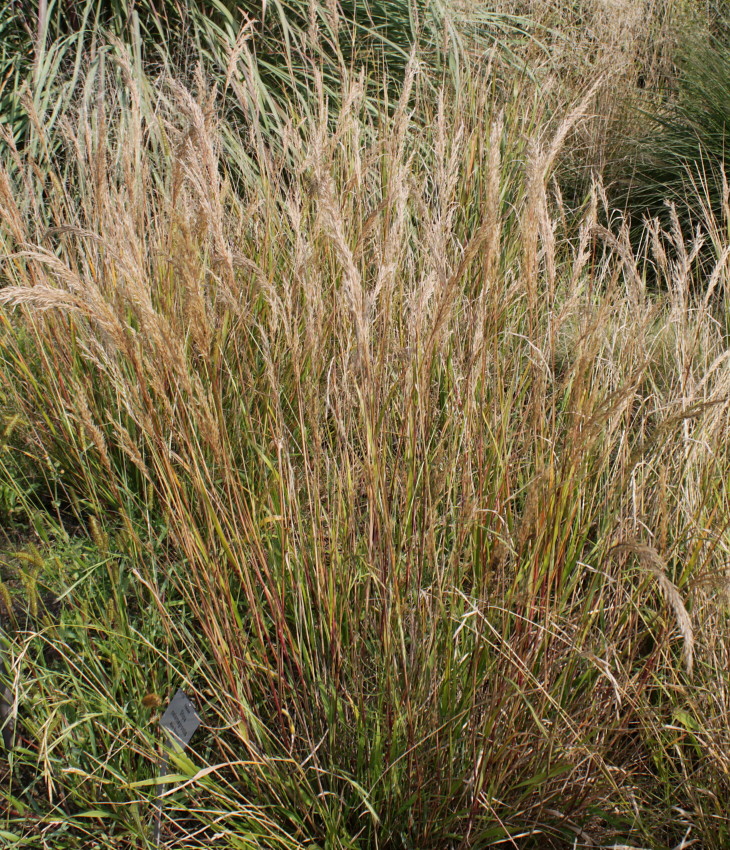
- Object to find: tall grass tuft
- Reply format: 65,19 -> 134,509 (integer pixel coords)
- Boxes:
1,15 -> 730,850
0,0 -> 541,158
604,5 -> 730,279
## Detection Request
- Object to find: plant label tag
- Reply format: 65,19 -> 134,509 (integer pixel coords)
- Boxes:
159,689 -> 200,750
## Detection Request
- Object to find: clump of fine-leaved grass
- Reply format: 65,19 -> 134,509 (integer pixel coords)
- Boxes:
612,35 -> 729,235
0,0 -> 542,158
1,19 -> 730,850
600,4 -> 730,276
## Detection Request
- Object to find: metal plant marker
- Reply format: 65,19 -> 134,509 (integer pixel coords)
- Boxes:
154,689 -> 201,846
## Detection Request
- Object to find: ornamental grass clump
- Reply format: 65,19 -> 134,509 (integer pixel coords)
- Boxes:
609,10 -> 730,274
0,19 -> 730,850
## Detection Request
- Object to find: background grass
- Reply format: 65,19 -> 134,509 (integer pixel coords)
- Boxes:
1,1 -> 730,848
